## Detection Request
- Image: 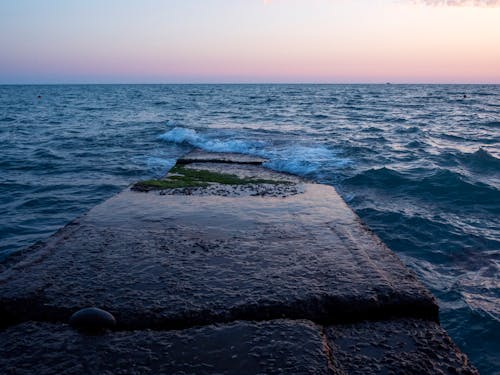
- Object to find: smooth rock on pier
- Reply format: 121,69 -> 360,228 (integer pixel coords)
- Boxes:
0,150 -> 477,374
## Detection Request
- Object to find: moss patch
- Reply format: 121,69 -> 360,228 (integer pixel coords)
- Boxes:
133,165 -> 289,191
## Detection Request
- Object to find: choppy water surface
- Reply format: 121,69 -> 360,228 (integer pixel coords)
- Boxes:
1,84 -> 498,373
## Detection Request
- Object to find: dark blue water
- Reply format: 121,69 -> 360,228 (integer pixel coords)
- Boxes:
1,84 -> 498,373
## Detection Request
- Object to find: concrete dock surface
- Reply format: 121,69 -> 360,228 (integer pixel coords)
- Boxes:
0,150 -> 478,374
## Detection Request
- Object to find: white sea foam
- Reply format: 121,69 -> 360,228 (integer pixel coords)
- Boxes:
159,127 -> 266,155
159,127 -> 351,177
264,146 -> 351,176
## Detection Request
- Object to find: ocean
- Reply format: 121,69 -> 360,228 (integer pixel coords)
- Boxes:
0,84 -> 498,373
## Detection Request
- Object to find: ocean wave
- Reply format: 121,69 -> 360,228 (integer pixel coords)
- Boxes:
264,145 -> 351,177
345,167 -> 408,188
437,132 -> 499,145
458,148 -> 500,172
386,117 -> 408,124
158,127 -> 351,177
406,140 -> 427,148
80,106 -> 105,112
159,127 -> 266,154
361,126 -> 384,133
418,169 -> 498,204
436,148 -> 500,177
354,208 -> 458,258
312,114 -> 330,120
33,148 -> 64,160
345,167 -> 499,208
479,121 -> 500,127
395,126 -> 421,134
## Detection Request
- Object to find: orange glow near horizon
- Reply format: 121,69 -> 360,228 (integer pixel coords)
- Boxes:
0,0 -> 499,83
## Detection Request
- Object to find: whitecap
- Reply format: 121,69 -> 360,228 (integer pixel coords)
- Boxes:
158,127 -> 266,155
264,145 -> 351,177
159,127 -> 351,178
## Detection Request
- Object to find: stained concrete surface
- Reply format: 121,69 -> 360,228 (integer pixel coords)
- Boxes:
177,150 -> 268,165
0,184 -> 437,329
0,320 -> 333,375
327,319 -> 478,374
0,151 -> 477,374
0,319 -> 477,375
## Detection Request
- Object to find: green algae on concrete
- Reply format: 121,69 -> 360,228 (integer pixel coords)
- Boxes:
132,165 -> 289,191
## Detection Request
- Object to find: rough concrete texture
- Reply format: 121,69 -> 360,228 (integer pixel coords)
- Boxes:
0,319 -> 477,375
0,183 -> 437,329
184,162 -> 303,183
327,319 -> 479,374
156,182 -> 303,198
0,320 -> 333,375
154,161 -> 305,198
177,150 -> 268,165
0,151 -> 476,373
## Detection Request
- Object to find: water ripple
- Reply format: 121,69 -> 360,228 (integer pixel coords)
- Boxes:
0,84 -> 499,373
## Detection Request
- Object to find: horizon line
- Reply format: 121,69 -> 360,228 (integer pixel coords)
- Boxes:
1,82 -> 500,86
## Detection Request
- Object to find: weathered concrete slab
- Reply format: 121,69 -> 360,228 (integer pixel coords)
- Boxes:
0,320 -> 334,375
0,172 -> 437,329
0,319 -> 476,374
0,151 -> 476,373
184,161 -> 304,184
149,161 -> 304,198
177,149 -> 268,165
326,319 -> 478,374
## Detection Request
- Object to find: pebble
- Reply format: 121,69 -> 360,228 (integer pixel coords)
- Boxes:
69,307 -> 116,332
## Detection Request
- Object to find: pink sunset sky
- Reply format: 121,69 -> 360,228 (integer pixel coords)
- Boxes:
0,0 -> 499,83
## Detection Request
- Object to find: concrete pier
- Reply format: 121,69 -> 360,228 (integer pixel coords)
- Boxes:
0,151 -> 477,374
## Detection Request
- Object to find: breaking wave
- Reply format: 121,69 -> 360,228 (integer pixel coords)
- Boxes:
159,127 -> 266,155
159,127 -> 351,178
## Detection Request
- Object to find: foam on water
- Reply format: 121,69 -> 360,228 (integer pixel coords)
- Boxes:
159,127 -> 267,155
159,126 -> 351,178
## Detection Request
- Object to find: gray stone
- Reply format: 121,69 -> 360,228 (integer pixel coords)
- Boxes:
177,149 -> 268,165
69,307 -> 116,332
326,319 -> 478,374
0,320 -> 334,375
182,161 -> 303,184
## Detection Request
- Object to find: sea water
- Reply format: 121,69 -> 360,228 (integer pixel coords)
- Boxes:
0,84 -> 498,373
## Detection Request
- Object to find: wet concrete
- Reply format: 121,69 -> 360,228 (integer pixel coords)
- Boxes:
0,183 -> 437,329
0,319 -> 477,374
177,150 -> 268,165
327,319 -> 477,374
0,320 -> 333,375
0,150 -> 477,373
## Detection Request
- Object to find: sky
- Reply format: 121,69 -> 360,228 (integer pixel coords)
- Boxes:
0,0 -> 499,84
